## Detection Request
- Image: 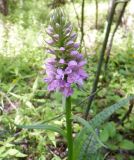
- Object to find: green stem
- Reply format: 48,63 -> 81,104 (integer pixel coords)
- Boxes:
65,96 -> 73,160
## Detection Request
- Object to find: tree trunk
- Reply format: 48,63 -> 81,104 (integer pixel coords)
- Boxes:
0,0 -> 8,16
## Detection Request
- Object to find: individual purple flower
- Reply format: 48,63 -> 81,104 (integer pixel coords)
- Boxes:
65,25 -> 72,35
75,53 -> 83,60
53,34 -> 59,40
45,58 -> 56,65
65,67 -> 72,74
60,83 -> 73,97
47,49 -> 55,54
70,33 -> 77,40
44,9 -> 88,97
66,40 -> 74,46
68,60 -> 77,68
47,25 -> 54,32
56,69 -> 64,80
59,59 -> 65,64
45,39 -> 55,45
70,50 -> 78,56
74,42 -> 80,49
60,47 -> 65,51
46,26 -> 54,35
48,80 -> 59,91
67,73 -> 79,84
78,60 -> 87,67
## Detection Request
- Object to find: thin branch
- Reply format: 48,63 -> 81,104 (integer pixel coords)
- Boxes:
105,0 -> 129,70
71,0 -> 88,56
76,85 -> 105,108
116,0 -> 130,4
120,99 -> 134,125
95,0 -> 99,29
84,0 -> 117,119
0,91 -> 17,110
80,0 -> 85,45
71,0 -> 81,28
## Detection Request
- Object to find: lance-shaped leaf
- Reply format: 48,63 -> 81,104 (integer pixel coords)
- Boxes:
73,96 -> 134,160
72,116 -> 105,160
89,95 -> 134,128
16,124 -> 66,139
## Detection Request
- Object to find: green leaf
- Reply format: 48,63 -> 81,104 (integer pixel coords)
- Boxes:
0,147 -> 5,155
100,122 -> 116,142
6,149 -> 27,157
16,123 -> 66,139
73,116 -> 105,147
9,92 -> 23,100
100,128 -> 109,142
89,96 -> 134,128
73,126 -> 87,160
32,76 -> 39,94
73,96 -> 134,160
107,143 -> 118,150
72,116 -> 105,160
119,140 -> 134,150
106,122 -> 116,138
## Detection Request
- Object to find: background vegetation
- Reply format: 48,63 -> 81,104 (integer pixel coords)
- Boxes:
0,0 -> 134,159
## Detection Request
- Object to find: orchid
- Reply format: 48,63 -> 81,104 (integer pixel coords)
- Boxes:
44,9 -> 88,97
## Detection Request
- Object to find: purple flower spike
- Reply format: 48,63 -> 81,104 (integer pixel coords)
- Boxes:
44,9 -> 88,97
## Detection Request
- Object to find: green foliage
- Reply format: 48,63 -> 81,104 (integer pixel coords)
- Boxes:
100,122 -> 116,142
0,137 -> 27,159
0,0 -> 134,159
119,139 -> 134,150
73,96 -> 134,160
72,116 -> 105,160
